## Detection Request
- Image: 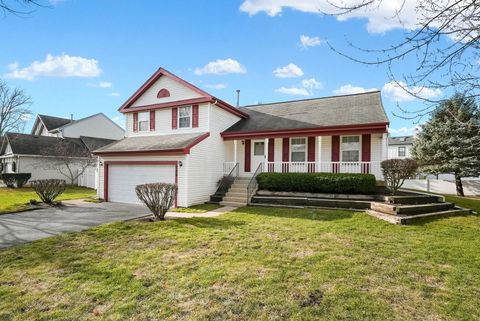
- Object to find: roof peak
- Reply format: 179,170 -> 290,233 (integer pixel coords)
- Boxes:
241,90 -> 381,109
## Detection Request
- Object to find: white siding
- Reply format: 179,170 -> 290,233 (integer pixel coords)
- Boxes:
131,75 -> 202,107
62,114 -> 125,140
125,103 -> 209,137
388,145 -> 412,159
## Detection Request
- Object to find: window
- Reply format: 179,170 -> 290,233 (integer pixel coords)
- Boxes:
138,112 -> 150,131
254,142 -> 264,156
398,146 -> 406,157
179,106 -> 191,128
291,138 -> 306,162
341,136 -> 360,162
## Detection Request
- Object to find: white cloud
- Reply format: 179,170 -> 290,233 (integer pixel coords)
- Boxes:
88,81 -> 112,88
240,0 -> 421,34
108,92 -> 120,97
333,84 -> 377,95
275,87 -> 310,96
300,35 -> 322,48
273,63 -> 304,78
4,54 -> 101,80
275,77 -> 322,96
194,58 -> 246,75
205,83 -> 227,89
382,81 -> 441,102
389,125 -> 421,136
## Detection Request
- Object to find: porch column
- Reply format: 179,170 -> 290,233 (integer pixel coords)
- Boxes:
233,139 -> 238,164
264,138 -> 268,171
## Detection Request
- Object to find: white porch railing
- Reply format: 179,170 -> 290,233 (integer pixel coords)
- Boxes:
223,161 -> 238,174
263,161 -> 383,180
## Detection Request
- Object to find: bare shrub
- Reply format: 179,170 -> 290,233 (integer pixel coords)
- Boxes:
31,179 -> 66,204
381,159 -> 418,195
135,183 -> 177,221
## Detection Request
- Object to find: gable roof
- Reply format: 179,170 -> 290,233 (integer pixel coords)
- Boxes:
222,91 -> 389,137
3,133 -> 90,157
37,114 -> 72,131
118,67 -> 248,118
80,136 -> 118,152
388,136 -> 414,145
93,132 -> 209,155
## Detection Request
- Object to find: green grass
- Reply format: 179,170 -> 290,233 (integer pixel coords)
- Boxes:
444,195 -> 480,213
0,206 -> 479,320
0,186 -> 96,214
171,203 -> 222,213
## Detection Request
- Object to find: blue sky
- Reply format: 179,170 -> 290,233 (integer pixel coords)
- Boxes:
0,0 -> 442,135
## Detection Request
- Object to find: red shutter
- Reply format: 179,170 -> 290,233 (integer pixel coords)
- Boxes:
192,104 -> 199,128
133,112 -> 138,132
362,134 -> 371,173
282,138 -> 289,173
172,108 -> 178,129
268,138 -> 275,172
150,110 -> 155,131
307,136 -> 316,172
244,139 -> 251,172
331,135 -> 340,173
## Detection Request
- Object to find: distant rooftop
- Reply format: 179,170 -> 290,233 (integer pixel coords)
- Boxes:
388,136 -> 414,145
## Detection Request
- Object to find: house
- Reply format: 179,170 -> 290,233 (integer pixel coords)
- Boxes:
388,136 -> 414,159
94,68 -> 389,207
0,113 -> 124,184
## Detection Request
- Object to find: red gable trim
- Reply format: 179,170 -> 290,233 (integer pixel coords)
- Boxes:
118,67 -> 249,119
221,123 -> 388,140
94,133 -> 210,157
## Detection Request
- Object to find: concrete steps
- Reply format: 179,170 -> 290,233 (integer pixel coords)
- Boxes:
220,176 -> 252,207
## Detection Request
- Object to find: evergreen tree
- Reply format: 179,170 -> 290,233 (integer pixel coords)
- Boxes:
412,94 -> 480,196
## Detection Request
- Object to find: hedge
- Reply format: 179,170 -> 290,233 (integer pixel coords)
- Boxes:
0,173 -> 32,188
256,172 -> 377,194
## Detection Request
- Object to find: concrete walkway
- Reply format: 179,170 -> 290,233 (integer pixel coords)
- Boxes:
165,206 -> 237,218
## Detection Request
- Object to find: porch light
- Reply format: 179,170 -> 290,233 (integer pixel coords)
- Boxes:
242,140 -> 245,145
178,161 -> 183,167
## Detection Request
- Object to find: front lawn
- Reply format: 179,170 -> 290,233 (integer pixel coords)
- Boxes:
0,186 -> 96,214
171,203 -> 222,213
444,195 -> 480,213
0,207 -> 479,320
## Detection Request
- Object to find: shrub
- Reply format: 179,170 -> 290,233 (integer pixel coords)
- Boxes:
135,183 -> 178,221
381,158 -> 418,195
256,172 -> 377,194
0,173 -> 31,188
30,179 -> 66,204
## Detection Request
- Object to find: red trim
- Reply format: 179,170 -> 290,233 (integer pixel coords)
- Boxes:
124,97 -> 211,113
307,136 -> 316,172
133,112 -> 138,132
331,136 -> 340,173
150,110 -> 155,131
94,133 -> 210,157
221,122 -> 389,140
268,138 -> 275,172
103,160 -> 178,207
157,88 -> 170,98
282,138 -> 289,173
192,104 -> 199,128
244,139 -> 251,172
362,134 -> 371,174
117,68 -> 248,118
172,107 -> 178,129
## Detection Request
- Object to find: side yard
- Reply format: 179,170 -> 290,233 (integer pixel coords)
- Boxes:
0,186 -> 96,214
0,205 -> 479,320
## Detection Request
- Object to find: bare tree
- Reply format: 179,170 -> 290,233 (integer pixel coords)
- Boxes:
326,0 -> 480,121
41,138 -> 95,185
0,80 -> 32,136
0,0 -> 45,15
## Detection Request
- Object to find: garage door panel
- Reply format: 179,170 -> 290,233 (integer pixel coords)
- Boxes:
109,164 -> 175,204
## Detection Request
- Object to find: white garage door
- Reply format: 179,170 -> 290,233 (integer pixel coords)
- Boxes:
108,164 -> 176,204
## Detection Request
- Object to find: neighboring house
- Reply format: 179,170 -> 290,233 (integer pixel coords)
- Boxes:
0,113 -> 124,184
388,136 -> 414,159
94,67 -> 389,207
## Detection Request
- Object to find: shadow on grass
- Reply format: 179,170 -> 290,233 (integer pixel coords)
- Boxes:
234,206 -> 356,221
163,217 -> 247,230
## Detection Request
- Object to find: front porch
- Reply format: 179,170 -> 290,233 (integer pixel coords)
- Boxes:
223,133 -> 388,180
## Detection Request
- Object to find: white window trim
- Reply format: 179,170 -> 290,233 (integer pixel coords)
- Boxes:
290,137 -> 307,162
340,135 -> 361,162
178,105 -> 192,129
398,146 -> 406,157
137,111 -> 150,132
253,141 -> 265,156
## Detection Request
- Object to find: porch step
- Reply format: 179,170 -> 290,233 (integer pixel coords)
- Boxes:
223,196 -> 248,203
229,187 -> 248,193
231,183 -> 249,188
220,201 -> 247,207
226,192 -> 248,198
371,202 -> 454,215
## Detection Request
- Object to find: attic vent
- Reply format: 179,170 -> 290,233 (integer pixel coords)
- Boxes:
157,88 -> 171,98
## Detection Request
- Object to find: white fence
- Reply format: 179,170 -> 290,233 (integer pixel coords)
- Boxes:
77,166 -> 97,189
402,178 -> 480,196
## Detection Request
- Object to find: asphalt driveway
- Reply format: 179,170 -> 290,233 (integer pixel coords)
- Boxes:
0,200 -> 149,248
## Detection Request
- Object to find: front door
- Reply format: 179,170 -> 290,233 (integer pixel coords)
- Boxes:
251,140 -> 265,173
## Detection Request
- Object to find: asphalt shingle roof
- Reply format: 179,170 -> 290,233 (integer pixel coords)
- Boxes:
3,133 -> 90,157
80,136 -> 118,152
94,132 -> 207,153
388,136 -> 414,145
38,115 -> 72,131
224,91 -> 388,133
